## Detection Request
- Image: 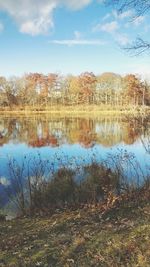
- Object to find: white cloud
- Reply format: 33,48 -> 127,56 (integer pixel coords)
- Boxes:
74,30 -> 82,39
93,21 -> 119,33
50,39 -> 105,46
93,16 -> 131,46
112,10 -> 133,20
102,13 -> 110,21
20,16 -> 54,36
0,177 -> 10,186
0,0 -> 92,36
125,15 -> 145,28
0,22 -> 4,32
144,24 -> 150,33
127,63 -> 150,81
115,33 -> 130,46
64,0 -> 92,10
97,0 -> 105,3
49,29 -> 105,46
102,9 -> 133,22
132,16 -> 145,26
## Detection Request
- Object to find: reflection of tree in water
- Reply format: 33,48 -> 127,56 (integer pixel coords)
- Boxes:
29,135 -> 58,147
139,117 -> 150,154
121,116 -> 150,154
0,116 -> 149,148
0,119 -> 20,145
68,118 -> 96,148
0,118 -> 37,145
95,117 -> 122,147
26,118 -> 61,147
141,136 -> 150,154
121,118 -> 143,145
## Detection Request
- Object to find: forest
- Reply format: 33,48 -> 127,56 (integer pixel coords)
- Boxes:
0,72 -> 150,109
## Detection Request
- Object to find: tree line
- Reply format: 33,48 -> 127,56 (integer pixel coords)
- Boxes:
0,72 -> 150,108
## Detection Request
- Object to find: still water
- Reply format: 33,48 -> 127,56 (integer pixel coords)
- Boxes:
0,114 -> 149,203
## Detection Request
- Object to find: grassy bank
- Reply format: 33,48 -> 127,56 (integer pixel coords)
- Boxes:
0,105 -> 149,116
0,188 -> 150,267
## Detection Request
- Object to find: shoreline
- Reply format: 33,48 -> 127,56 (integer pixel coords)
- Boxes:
0,105 -> 149,116
0,193 -> 149,267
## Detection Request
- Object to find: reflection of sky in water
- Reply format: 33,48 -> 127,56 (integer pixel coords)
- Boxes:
0,116 -> 149,207
0,138 -> 149,208
0,139 -> 149,181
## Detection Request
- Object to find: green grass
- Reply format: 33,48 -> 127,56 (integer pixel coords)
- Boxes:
0,199 -> 150,267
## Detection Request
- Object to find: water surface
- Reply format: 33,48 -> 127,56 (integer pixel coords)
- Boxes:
0,115 -> 149,200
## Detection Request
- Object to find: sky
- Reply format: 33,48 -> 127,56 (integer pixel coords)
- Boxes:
0,0 -> 150,78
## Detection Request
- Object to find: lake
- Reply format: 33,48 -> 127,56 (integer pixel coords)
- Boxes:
0,114 -> 150,207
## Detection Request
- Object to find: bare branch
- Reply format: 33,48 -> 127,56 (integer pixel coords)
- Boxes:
124,38 -> 150,56
107,0 -> 150,16
106,0 -> 150,54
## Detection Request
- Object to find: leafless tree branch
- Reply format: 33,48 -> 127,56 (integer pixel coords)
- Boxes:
124,37 -> 150,56
107,0 -> 150,16
106,0 -> 150,54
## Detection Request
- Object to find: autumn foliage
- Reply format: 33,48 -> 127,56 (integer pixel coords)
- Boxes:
0,72 -> 149,108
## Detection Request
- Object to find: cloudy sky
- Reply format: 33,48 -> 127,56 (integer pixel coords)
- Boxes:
0,0 -> 150,78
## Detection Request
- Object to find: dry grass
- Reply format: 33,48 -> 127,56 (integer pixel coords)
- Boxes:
0,189 -> 150,267
0,105 -> 149,117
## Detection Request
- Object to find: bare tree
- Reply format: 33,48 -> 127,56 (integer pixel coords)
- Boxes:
106,0 -> 150,54
108,0 -> 150,15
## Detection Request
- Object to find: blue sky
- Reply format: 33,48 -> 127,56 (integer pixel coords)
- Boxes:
0,0 -> 150,78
